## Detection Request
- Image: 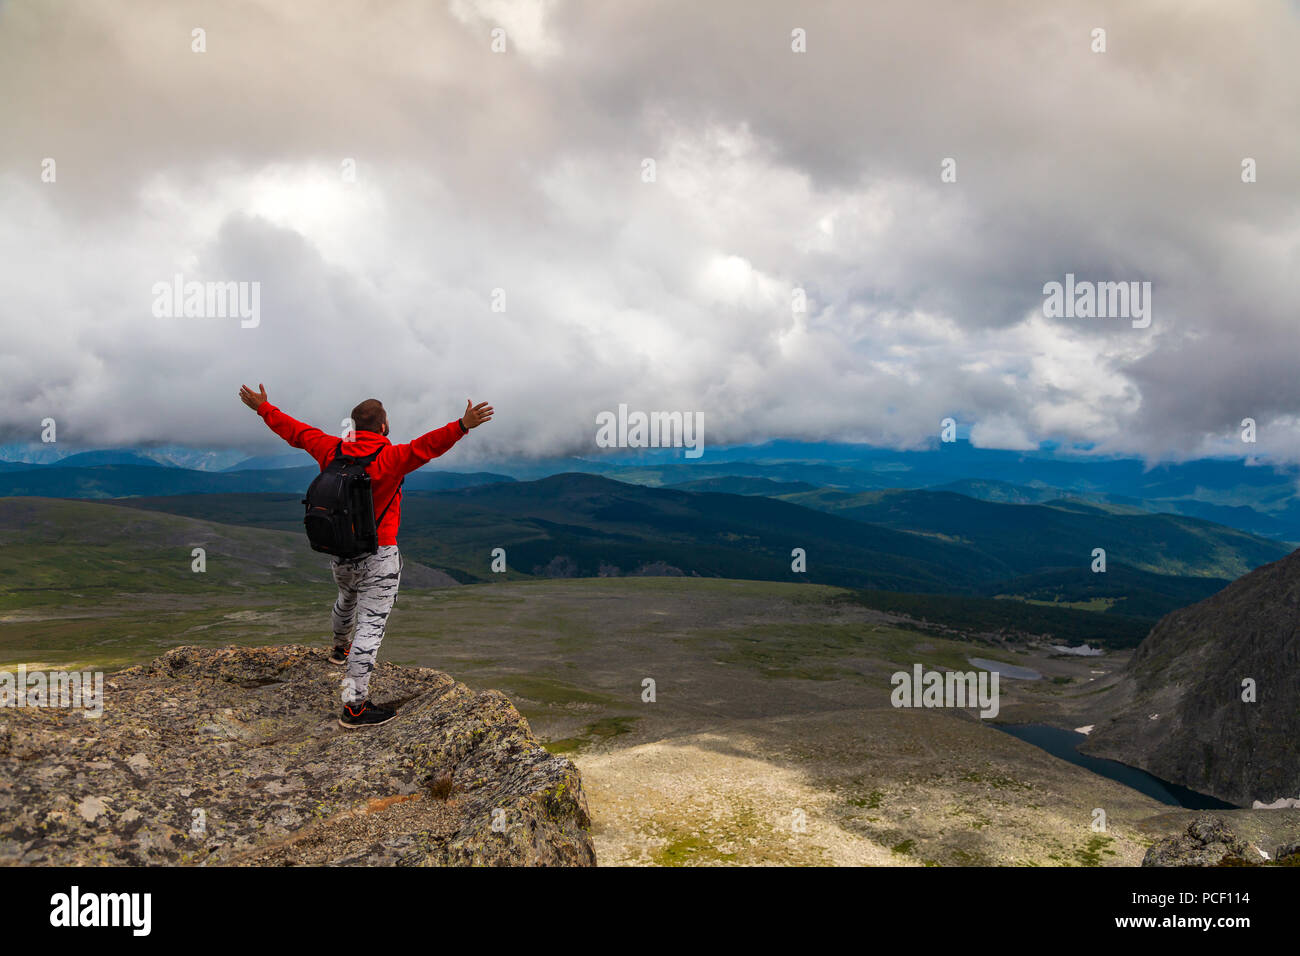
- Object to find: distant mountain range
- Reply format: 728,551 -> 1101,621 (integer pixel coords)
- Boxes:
5,439 -> 1297,651
0,463 -> 514,497
5,438 -> 1298,540
0,443 -> 248,471
91,471 -> 1292,648
221,452 -> 317,471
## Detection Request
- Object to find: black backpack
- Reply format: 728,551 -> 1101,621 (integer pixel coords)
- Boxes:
301,442 -> 402,559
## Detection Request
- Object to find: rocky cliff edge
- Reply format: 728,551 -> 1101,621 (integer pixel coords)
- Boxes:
0,645 -> 596,866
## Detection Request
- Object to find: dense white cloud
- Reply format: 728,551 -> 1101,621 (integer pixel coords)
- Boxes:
1,0 -> 1299,462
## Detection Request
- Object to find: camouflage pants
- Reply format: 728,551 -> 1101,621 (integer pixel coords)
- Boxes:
331,545 -> 402,703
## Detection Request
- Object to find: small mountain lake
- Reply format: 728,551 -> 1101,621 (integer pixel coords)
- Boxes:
995,724 -> 1237,810
969,657 -> 1042,680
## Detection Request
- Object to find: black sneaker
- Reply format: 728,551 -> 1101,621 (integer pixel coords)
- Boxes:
338,699 -> 396,729
328,643 -> 351,666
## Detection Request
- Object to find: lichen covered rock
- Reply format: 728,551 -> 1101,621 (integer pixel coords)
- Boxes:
0,645 -> 595,866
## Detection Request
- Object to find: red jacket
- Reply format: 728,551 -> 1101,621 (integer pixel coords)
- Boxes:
256,402 -> 465,546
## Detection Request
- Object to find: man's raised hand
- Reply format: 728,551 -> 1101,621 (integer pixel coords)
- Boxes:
239,384 -> 268,410
461,399 -> 494,430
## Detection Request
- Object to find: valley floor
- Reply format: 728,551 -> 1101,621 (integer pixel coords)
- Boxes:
15,575 -> 1294,866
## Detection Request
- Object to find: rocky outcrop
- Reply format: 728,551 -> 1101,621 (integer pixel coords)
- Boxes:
0,646 -> 595,866
1140,815 -> 1300,866
1083,548 -> 1300,807
1142,816 -> 1261,866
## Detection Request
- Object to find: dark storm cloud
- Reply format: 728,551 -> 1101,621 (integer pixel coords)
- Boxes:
1,0 -> 1298,461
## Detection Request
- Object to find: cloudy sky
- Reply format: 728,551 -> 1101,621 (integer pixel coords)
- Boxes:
2,0 -> 1298,464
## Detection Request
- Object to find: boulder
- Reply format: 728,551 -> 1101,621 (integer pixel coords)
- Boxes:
1142,816 -> 1257,867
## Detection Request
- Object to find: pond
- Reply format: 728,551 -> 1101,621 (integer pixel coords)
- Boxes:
994,723 -> 1237,810
968,657 -> 1042,680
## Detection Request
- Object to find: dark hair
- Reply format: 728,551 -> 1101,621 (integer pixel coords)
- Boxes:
351,399 -> 387,434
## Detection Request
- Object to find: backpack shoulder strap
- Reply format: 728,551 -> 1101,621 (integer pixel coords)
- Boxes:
375,477 -> 404,525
